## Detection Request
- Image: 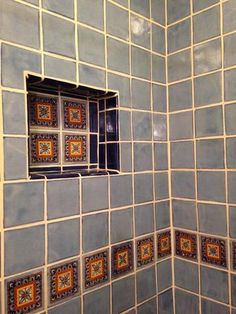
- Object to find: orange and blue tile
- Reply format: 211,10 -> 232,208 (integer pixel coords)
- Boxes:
112,241 -> 133,278
49,260 -> 79,304
175,230 -> 197,260
30,133 -> 59,164
157,230 -> 171,259
64,134 -> 87,162
63,100 -> 87,130
84,250 -> 109,289
7,272 -> 43,314
201,236 -> 227,268
137,236 -> 154,267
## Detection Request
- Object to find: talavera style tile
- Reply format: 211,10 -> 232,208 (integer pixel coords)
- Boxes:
175,258 -> 199,293
201,236 -> 227,268
136,236 -> 154,268
175,230 -> 198,260
4,182 -> 44,227
6,271 -> 43,314
84,250 -> 109,289
112,275 -> 135,314
201,266 -> 229,303
49,260 -> 79,304
157,230 -> 171,259
175,289 -> 199,314
136,266 -> 156,303
107,2 -> 129,40
5,226 -> 45,276
111,241 -> 134,278
83,286 -> 110,314
77,0 -> 104,30
111,208 -> 133,244
0,0 -> 40,49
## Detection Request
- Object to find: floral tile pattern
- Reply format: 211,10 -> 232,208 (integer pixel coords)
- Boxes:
233,241 -> 236,270
63,100 -> 87,130
84,250 -> 109,289
137,236 -> 154,267
49,260 -> 79,304
29,95 -> 58,128
175,230 -> 197,260
64,134 -> 87,162
30,133 -> 59,164
201,236 -> 227,268
157,230 -> 171,259
7,272 -> 43,314
111,241 -> 134,278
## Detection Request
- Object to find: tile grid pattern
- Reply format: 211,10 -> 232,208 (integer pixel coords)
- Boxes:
167,0 -> 236,312
0,0 -> 172,313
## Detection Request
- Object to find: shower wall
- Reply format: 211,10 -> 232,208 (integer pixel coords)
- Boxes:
167,0 -> 236,313
0,0 -> 172,313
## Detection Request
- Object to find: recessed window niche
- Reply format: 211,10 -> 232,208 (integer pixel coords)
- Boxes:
27,75 -> 119,179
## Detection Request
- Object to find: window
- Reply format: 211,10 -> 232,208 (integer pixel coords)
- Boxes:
27,76 -> 119,178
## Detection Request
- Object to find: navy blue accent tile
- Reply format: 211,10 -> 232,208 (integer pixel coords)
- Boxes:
99,144 -> 105,169
106,110 -> 118,141
99,99 -> 105,111
99,112 -> 105,142
90,135 -> 98,164
106,96 -> 117,109
107,144 -> 119,170
89,102 -> 98,132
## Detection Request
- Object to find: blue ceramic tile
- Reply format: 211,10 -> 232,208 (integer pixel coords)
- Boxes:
132,112 -> 152,141
0,0 -> 39,48
107,2 -> 129,40
193,6 -> 220,43
155,172 -> 169,200
137,298 -> 157,314
78,0 -> 104,30
131,46 -> 151,80
90,135 -> 97,164
196,139 -> 224,169
168,49 -> 192,82
48,297 -> 81,314
197,171 -> 225,203
225,69 -> 236,101
82,213 -> 108,253
224,33 -> 236,68
111,207 -> 133,244
232,274 -> 236,307
120,143 -> 132,172
4,138 -> 27,180
48,219 -> 80,262
169,80 -> 192,112
198,203 -> 227,236
194,38 -> 221,75
4,182 -> 44,227
152,54 -> 166,84
167,0 -> 190,24
168,18 -> 191,53
151,0 -> 165,25
225,104 -> 236,135
132,79 -> 151,110
194,72 -> 222,107
135,204 -> 154,236
134,173 -> 153,204
107,37 -> 129,74
130,0 -> 150,17
1,44 -> 41,89
107,143 -> 119,170
172,199 -> 197,230
230,206 -> 236,238
112,275 -> 135,314
110,175 -> 133,208
106,110 -> 118,141
99,144 -> 105,169
172,171 -> 195,199
119,111 -> 131,140
44,55 -> 76,82
171,141 -> 194,169
89,103 -> 98,132
47,179 -> 79,219
154,143 -> 168,170
157,259 -> 172,292
201,299 -> 230,314
223,0 -> 236,33
195,106 -> 223,137
82,177 -> 108,213
175,289 -> 199,314
152,24 -> 165,55
131,15 -> 150,49
137,266 -> 156,303
153,114 -> 167,141
78,26 -> 105,67
153,84 -> 167,113
43,0 -> 74,18
228,172 -> 236,204
193,0 -> 219,12
79,64 -> 105,89
155,201 -> 170,230
201,266 -> 229,303
175,258 -> 199,293
108,73 -> 131,108
43,13 -> 75,58
83,286 -> 110,314
158,289 -> 174,314
5,226 -> 45,275
170,112 -> 193,140
134,143 -> 152,172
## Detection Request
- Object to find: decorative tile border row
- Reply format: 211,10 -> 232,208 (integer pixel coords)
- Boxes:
6,231 -> 171,314
175,230 -> 236,270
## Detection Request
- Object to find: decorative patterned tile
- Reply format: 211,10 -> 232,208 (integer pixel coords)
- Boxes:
137,236 -> 154,268
175,230 -> 197,260
49,260 -> 79,304
111,241 -> 134,278
64,134 -> 87,162
29,94 -> 58,128
233,241 -> 236,270
84,250 -> 109,289
157,230 -> 171,259
201,236 -> 227,268
63,100 -> 87,130
30,133 -> 59,164
7,271 -> 43,314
